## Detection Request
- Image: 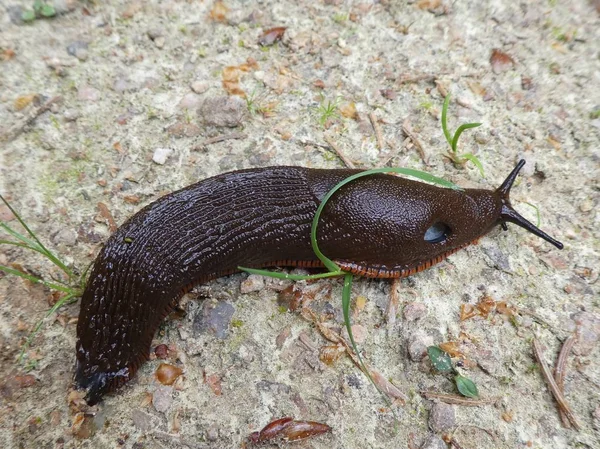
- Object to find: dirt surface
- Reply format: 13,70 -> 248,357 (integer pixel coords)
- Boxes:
1,1 -> 599,448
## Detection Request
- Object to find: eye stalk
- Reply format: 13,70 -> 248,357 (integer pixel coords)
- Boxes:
496,160 -> 564,250
424,222 -> 451,244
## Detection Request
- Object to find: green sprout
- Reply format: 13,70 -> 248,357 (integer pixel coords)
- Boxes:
240,168 -> 461,408
441,93 -> 484,177
22,0 -> 56,22
0,195 -> 86,363
427,346 -> 479,398
315,94 -> 340,128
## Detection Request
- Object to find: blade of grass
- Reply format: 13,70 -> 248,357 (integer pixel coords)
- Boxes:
459,153 -> 485,177
18,291 -> 77,363
0,265 -> 74,293
451,123 -> 481,153
442,94 -> 452,148
523,202 -> 541,228
0,194 -> 74,279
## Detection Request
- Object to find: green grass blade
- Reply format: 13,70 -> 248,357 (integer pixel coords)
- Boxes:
0,265 -> 73,293
523,202 -> 541,228
441,94 -> 452,148
451,123 -> 481,152
0,194 -> 74,279
238,266 -> 344,280
1,223 -> 44,251
459,153 -> 485,177
18,292 -> 77,363
341,273 -> 396,411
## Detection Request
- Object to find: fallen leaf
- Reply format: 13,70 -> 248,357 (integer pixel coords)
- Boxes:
258,27 -> 286,46
490,49 -> 515,74
209,1 -> 229,22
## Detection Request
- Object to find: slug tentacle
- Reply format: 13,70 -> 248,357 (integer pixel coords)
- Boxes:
75,162 -> 562,403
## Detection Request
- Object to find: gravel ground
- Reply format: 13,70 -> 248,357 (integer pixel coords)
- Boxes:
1,1 -> 599,448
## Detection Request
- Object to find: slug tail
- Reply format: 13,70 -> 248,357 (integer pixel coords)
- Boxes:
496,160 -> 563,250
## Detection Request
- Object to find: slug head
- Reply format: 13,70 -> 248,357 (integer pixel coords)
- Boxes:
317,160 -> 562,276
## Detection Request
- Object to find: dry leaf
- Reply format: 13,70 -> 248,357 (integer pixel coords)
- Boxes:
259,27 -> 286,46
209,1 -> 229,22
340,102 -> 358,120
490,49 -> 515,74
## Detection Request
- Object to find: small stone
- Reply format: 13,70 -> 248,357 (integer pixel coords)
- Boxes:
67,41 -> 89,57
206,424 -> 219,441
428,402 -> 456,432
132,409 -> 155,432
152,386 -> 173,413
191,81 -> 209,94
77,85 -> 100,102
420,434 -> 447,449
579,199 -> 594,212
198,96 -> 248,127
154,36 -> 166,49
74,48 -> 88,61
404,302 -> 427,322
407,332 -> 433,362
482,243 -> 511,272
113,77 -> 132,93
54,0 -> 78,14
193,301 -> 235,339
7,5 -> 24,24
53,228 -> 77,247
178,93 -> 202,110
147,28 -> 164,40
240,274 -> 265,293
572,311 -> 600,356
63,108 -> 80,122
152,148 -> 173,165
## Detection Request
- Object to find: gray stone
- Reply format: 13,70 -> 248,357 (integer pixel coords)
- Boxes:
132,409 -> 156,432
428,402 -> 456,432
152,386 -> 173,413
193,300 -> 235,339
407,332 -> 433,362
421,434 -> 447,449
7,5 -> 24,24
66,41 -> 88,57
152,147 -> 172,165
404,302 -> 427,322
198,96 -> 248,127
63,108 -> 80,122
240,274 -> 264,294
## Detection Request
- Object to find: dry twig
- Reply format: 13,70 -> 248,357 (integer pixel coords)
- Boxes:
193,132 -> 246,150
554,334 -> 577,428
323,135 -> 356,169
368,112 -> 384,150
532,339 -> 581,430
386,278 -> 400,326
97,202 -> 117,233
401,119 -> 427,164
1,96 -> 62,143
421,391 -> 498,407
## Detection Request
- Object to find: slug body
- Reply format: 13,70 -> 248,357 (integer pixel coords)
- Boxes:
76,161 -> 562,404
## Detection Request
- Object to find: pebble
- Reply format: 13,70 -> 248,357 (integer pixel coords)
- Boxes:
420,434 -> 447,449
152,147 -> 173,165
407,332 -> 433,362
198,96 -> 248,127
178,93 -> 202,110
190,80 -> 210,94
113,77 -> 133,93
428,402 -> 456,432
404,302 -> 427,322
206,424 -> 219,441
77,85 -> 100,102
152,386 -> 173,413
240,274 -> 265,293
193,300 -> 235,339
154,36 -> 166,49
482,243 -> 511,272
147,28 -> 164,40
63,108 -> 80,122
572,311 -> 600,356
7,5 -> 24,24
52,228 -> 77,247
516,154 -> 536,177
66,41 -> 88,57
579,199 -> 594,212
131,409 -> 155,432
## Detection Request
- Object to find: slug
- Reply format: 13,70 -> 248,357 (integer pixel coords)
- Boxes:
75,160 -> 562,404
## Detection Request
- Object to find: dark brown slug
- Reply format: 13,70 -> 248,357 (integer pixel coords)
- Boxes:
75,160 -> 562,404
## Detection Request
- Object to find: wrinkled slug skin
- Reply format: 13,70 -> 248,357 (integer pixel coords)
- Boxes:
76,165 -> 547,404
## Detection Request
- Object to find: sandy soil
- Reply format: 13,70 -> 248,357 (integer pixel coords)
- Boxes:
1,1 -> 599,448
